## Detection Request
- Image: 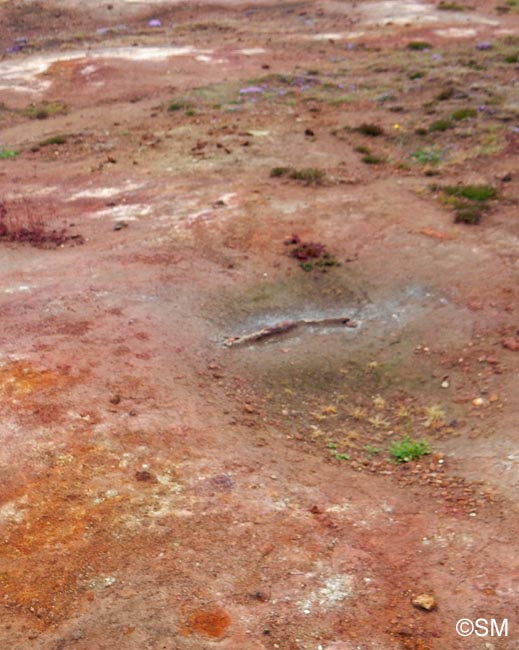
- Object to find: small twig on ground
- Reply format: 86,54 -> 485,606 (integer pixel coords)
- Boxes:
224,316 -> 357,347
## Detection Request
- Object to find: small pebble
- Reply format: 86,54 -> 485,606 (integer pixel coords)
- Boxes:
412,593 -> 436,611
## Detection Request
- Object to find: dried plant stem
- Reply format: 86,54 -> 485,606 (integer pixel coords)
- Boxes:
224,316 -> 356,347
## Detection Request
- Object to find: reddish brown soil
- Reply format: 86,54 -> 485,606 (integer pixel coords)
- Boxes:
1,0 -> 519,649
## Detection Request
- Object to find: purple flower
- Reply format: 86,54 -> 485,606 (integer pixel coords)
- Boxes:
6,44 -> 23,53
476,41 -> 492,50
239,86 -> 265,94
431,53 -> 443,61
148,19 -> 162,27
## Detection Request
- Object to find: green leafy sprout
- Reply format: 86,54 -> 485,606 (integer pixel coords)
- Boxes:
389,436 -> 431,463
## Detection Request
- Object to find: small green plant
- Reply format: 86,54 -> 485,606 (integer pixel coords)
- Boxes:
168,100 -> 191,112
300,258 -> 339,271
451,107 -> 477,121
429,119 -> 453,132
354,145 -> 371,154
270,166 -> 292,177
438,1 -> 466,9
184,109 -> 196,116
409,71 -> 425,79
411,148 -> 443,164
333,452 -> 351,461
327,442 -> 339,449
436,87 -> 455,101
39,135 -> 68,147
362,154 -> 385,165
289,168 -> 326,185
443,184 -> 496,201
354,123 -> 384,136
454,205 -> 484,224
407,41 -> 433,50
0,149 -> 19,159
24,101 -> 68,120
504,53 -> 519,63
435,184 -> 495,224
364,445 -> 381,457
270,167 -> 325,185
389,436 -> 431,462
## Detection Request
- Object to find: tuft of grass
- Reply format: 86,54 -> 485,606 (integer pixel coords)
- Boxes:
451,107 -> 477,121
332,452 -> 351,461
39,135 -> 68,147
0,149 -> 19,159
354,145 -> 371,154
364,445 -> 381,458
438,0 -> 466,9
168,100 -> 191,112
409,71 -> 425,79
429,119 -> 453,132
411,148 -> 443,164
424,404 -> 446,428
290,168 -> 326,185
270,166 -> 292,177
436,87 -> 455,101
24,101 -> 68,120
407,41 -> 433,50
454,206 -> 484,224
389,436 -> 431,463
0,198 -> 83,248
443,184 -> 496,201
504,53 -> 519,63
435,184 -> 496,225
362,154 -> 385,165
270,166 -> 326,185
354,123 -> 384,136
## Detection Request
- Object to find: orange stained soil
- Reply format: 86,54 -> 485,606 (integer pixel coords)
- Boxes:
184,607 -> 232,638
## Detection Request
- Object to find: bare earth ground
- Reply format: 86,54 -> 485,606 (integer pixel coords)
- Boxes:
1,0 -> 519,648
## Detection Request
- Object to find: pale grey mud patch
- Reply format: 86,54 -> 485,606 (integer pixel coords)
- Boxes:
299,574 -> 355,615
